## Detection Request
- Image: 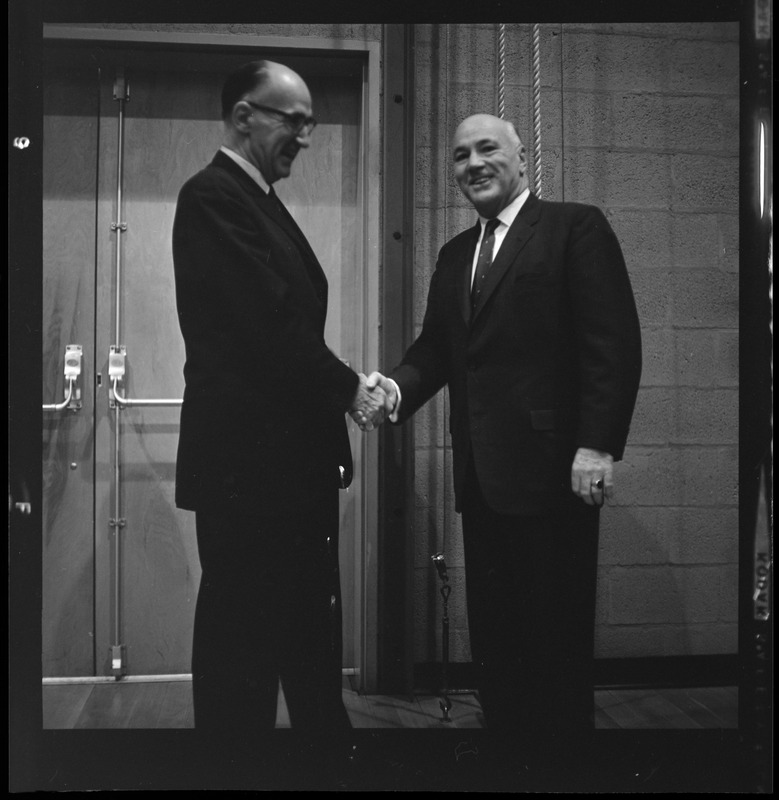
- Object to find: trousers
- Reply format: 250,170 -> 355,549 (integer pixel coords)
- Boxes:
191,490 -> 351,736
461,457 -> 600,739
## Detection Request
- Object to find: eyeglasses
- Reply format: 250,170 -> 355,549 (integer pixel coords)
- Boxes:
245,101 -> 317,136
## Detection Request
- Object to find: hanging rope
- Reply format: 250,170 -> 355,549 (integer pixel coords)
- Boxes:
531,23 -> 542,198
497,23 -> 506,118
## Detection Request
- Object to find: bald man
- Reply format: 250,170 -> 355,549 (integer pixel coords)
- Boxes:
369,114 -> 642,743
172,60 -> 386,739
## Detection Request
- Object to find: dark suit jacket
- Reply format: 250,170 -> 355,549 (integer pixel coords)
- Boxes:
390,192 -> 642,516
172,151 -> 358,513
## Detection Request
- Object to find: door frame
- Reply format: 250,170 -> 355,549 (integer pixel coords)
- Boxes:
42,23 -> 384,691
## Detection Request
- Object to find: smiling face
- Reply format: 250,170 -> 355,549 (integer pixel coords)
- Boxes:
453,115 -> 528,218
237,63 -> 313,184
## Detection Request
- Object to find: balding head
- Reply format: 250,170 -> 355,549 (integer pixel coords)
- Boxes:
452,114 -> 528,217
222,59 -> 313,184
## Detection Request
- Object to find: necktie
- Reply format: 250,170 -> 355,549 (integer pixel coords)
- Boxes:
470,218 -> 500,310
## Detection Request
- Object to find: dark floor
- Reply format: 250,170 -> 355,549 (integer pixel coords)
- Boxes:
42,676 -> 739,730
37,679 -> 757,791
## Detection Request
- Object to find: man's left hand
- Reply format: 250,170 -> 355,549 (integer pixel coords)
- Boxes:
571,447 -> 614,506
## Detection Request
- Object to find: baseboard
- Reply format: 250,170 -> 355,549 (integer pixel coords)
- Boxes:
593,654 -> 740,689
414,654 -> 740,693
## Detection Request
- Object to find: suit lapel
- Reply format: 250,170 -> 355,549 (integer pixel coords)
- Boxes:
470,193 -> 541,325
256,187 -> 329,297
212,152 -> 329,304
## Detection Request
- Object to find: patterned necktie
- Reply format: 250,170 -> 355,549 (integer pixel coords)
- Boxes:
470,218 -> 500,311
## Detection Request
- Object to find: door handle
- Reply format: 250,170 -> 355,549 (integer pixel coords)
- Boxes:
108,345 -> 183,408
42,344 -> 83,411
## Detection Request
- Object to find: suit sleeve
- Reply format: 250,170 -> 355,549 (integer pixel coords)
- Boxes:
173,170 -> 358,412
389,259 -> 452,422
566,205 -> 642,460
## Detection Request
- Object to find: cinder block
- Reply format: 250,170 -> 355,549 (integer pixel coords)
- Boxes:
717,213 -> 739,272
672,153 -> 739,211
566,150 -> 673,208
629,387 -> 675,444
672,329 -> 721,386
446,24 -> 503,85
413,447 -> 447,509
610,564 -> 725,625
671,213 -> 731,269
670,270 -> 738,327
608,209 -> 673,270
669,39 -> 740,94
717,564 -> 739,622
414,81 -> 451,151
598,506 -> 675,565
616,446 -> 684,506
414,390 -> 447,448
669,95 -> 739,154
607,566 -> 688,624
678,446 -> 738,506
595,573 -> 610,624
414,506 -> 445,568
413,499 -> 464,568
612,94 -> 737,154
625,270 -> 673,326
673,388 -> 738,444
566,22 -> 737,41
562,91 -> 614,150
670,508 -> 739,564
683,624 -> 738,655
716,331 -> 739,386
639,329 -> 677,386
414,146 -> 443,209
594,623 -> 688,658
561,31 -> 672,93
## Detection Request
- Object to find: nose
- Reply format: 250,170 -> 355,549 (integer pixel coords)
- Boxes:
295,128 -> 312,148
467,150 -> 485,171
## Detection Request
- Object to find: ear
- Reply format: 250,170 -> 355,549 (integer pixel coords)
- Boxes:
231,101 -> 254,133
517,145 -> 528,174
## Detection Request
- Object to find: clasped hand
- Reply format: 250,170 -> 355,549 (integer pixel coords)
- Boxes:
349,372 -> 397,431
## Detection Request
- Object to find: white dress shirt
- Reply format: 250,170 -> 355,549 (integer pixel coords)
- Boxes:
220,145 -> 271,194
469,187 -> 530,288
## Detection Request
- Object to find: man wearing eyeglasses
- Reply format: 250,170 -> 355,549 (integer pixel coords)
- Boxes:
172,60 -> 385,750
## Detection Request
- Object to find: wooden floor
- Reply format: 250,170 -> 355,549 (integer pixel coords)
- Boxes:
42,677 -> 738,731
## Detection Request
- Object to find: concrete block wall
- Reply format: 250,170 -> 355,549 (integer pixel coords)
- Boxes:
412,22 -> 740,665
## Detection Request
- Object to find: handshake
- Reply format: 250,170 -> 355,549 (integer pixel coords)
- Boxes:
348,372 -> 399,432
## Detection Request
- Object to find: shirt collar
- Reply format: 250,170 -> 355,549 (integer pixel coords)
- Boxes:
220,145 -> 271,194
479,187 -> 531,230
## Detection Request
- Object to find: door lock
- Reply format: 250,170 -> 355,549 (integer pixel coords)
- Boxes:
42,344 -> 83,411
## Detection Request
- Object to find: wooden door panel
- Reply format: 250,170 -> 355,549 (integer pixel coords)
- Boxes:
44,47 -> 368,682
42,61 -> 99,677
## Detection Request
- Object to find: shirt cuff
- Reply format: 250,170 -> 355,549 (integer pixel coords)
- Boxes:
388,378 -> 401,423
